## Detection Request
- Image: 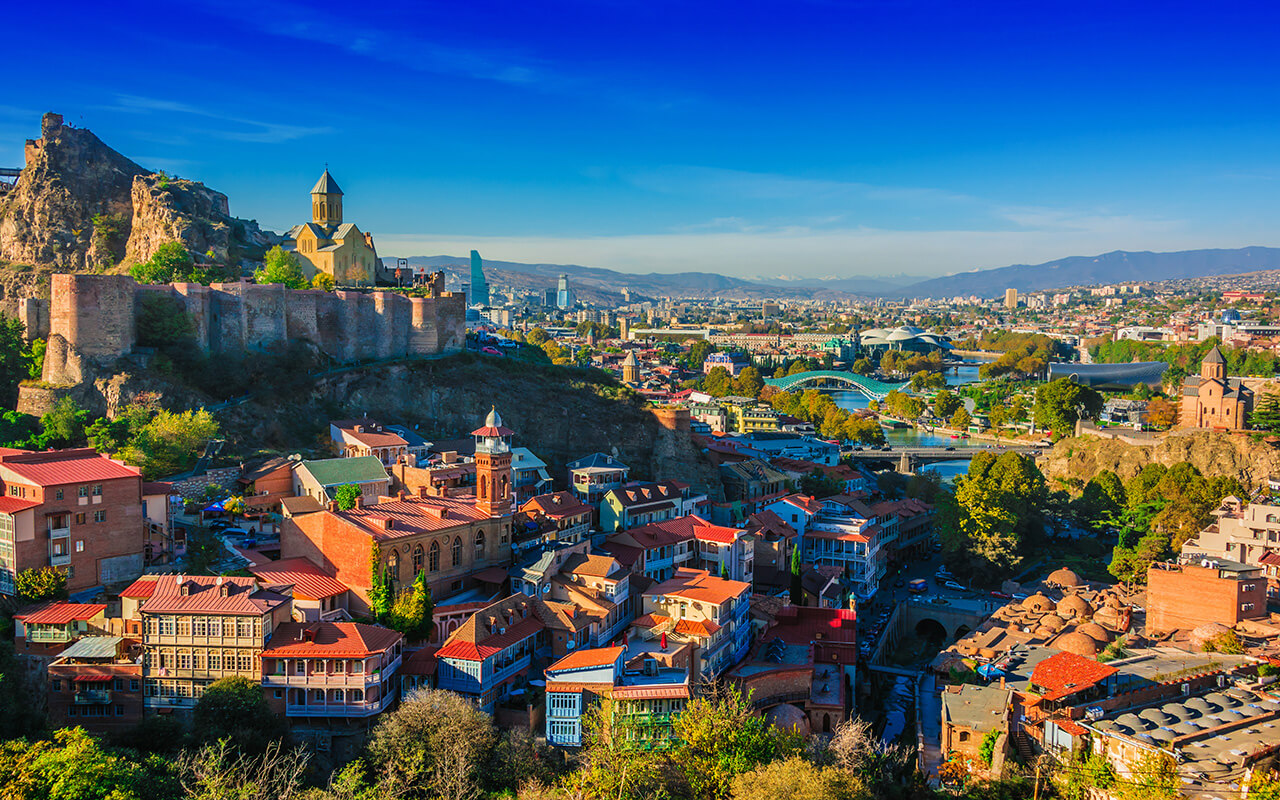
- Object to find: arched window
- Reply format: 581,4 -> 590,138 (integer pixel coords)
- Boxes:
428,541 -> 440,572
479,474 -> 488,500
452,537 -> 462,566
387,549 -> 400,583
412,545 -> 424,574
475,532 -> 485,559
499,474 -> 509,499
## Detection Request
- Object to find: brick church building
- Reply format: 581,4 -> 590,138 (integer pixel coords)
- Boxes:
1180,346 -> 1253,430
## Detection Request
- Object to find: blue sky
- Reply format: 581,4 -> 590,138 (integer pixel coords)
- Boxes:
5,0 -> 1280,280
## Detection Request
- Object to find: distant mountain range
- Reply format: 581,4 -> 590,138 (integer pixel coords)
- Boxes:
888,247 -> 1280,299
384,246 -> 1280,303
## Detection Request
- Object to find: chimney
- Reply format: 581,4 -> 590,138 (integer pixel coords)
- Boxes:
1000,676 -> 1006,689
418,486 -> 430,499
303,627 -> 315,642
328,500 -> 339,512
353,495 -> 364,510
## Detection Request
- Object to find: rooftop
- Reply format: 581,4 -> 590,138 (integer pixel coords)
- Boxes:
262,622 -> 402,657
0,448 -> 141,486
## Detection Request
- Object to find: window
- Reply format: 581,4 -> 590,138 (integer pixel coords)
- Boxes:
75,513 -> 85,525
475,532 -> 485,559
114,678 -> 125,690
452,537 -> 462,567
177,651 -> 192,670
92,485 -> 103,496
158,617 -> 175,635
207,652 -> 221,671
130,680 -> 140,692
93,510 -> 106,523
75,541 -> 84,552
236,618 -> 253,638
193,618 -> 207,636
429,541 -> 440,572
55,489 -> 63,501
51,679 -> 62,692
274,689 -> 284,698
78,486 -> 88,498
412,545 -> 424,574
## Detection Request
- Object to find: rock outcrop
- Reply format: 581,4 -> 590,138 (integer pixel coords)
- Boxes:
1038,429 -> 1280,491
0,112 -> 273,271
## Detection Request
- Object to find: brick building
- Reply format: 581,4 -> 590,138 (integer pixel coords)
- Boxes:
47,635 -> 143,733
1180,346 -> 1253,430
1146,560 -> 1268,633
14,601 -> 108,655
0,448 -> 147,595
330,419 -> 410,467
282,410 -> 516,611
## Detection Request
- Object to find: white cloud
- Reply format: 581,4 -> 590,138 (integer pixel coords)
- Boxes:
102,95 -> 331,144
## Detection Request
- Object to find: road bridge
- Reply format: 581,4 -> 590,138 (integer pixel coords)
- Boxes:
868,597 -> 997,672
763,370 -> 907,400
846,444 -> 1040,473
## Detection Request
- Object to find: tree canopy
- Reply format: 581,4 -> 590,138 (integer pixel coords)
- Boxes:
1034,378 -> 1103,437
254,246 -> 310,289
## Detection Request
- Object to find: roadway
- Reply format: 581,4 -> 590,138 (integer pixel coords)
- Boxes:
843,443 -> 1041,462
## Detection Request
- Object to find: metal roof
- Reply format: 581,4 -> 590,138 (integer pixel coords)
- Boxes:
297,456 -> 389,488
55,635 -> 124,660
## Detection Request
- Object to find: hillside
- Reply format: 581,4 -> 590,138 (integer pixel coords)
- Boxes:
0,112 -> 273,272
892,247 -> 1280,299
1038,429 -> 1280,492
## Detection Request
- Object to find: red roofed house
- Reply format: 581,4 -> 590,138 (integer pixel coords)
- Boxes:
603,517 -> 697,582
1027,651 -> 1118,711
600,480 -> 707,535
435,592 -> 593,712
636,568 -> 752,679
14,601 -> 108,655
330,418 -> 410,467
544,646 -> 691,747
261,621 -> 403,721
48,635 -> 144,733
744,510 -> 797,590
247,557 -> 351,622
0,448 -> 148,595
282,409 -> 517,613
519,492 -> 593,547
139,574 -> 293,713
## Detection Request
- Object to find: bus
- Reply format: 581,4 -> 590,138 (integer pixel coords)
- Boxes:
908,578 -> 928,594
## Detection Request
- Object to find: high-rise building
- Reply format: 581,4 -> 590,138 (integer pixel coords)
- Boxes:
556,274 -> 575,309
470,250 -> 489,307
1004,288 -> 1018,309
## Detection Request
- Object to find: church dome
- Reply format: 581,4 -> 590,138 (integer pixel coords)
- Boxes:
485,406 -> 503,429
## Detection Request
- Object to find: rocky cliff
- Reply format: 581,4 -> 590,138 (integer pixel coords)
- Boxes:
0,112 -> 273,271
1038,429 -> 1280,491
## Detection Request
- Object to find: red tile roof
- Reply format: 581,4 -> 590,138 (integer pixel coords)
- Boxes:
674,618 -> 721,637
248,558 -> 349,601
645,568 -> 750,606
767,607 -> 858,645
16,601 -> 106,625
401,646 -> 439,676
1029,652 -> 1118,701
331,497 -> 490,541
521,491 -> 593,519
436,593 -> 558,662
261,621 -> 401,657
119,577 -> 159,598
0,449 -> 141,486
140,575 -> 289,616
546,646 -> 625,673
0,497 -> 40,514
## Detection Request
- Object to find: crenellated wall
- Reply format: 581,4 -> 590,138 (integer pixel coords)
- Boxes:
36,273 -> 465,387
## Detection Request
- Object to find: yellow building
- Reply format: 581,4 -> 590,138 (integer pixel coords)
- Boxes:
284,170 -> 380,286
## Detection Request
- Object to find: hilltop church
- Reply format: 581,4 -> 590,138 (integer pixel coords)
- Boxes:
283,170 -> 380,286
1180,345 -> 1254,430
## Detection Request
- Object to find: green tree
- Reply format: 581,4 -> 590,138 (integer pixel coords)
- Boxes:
800,469 -> 843,499
39,396 -> 91,448
949,407 -> 972,430
177,739 -> 309,800
729,758 -> 866,800
703,366 -> 734,396
0,315 -> 31,407
1034,378 -> 1104,437
129,241 -> 201,284
526,328 -> 550,346
939,451 -> 1047,578
254,246 -> 310,289
733,366 -> 764,398
119,408 -> 219,480
1115,750 -> 1179,800
16,565 -> 68,602
933,389 -> 962,419
136,293 -> 197,351
366,688 -> 497,800
388,570 -> 434,641
1252,389 -> 1280,434
789,545 -> 804,606
335,483 -> 363,511
312,272 -> 336,291
671,689 -> 800,800
851,358 -> 873,375
26,338 -> 45,380
1080,470 -> 1126,527
193,675 -> 286,753
0,410 -> 41,448
0,728 -> 177,800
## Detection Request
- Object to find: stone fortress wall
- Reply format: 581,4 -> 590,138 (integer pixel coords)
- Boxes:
35,273 -> 466,387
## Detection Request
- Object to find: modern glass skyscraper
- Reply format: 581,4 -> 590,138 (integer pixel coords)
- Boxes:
470,250 -> 489,307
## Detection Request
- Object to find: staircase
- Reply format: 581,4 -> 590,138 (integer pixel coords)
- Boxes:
1012,729 -> 1035,763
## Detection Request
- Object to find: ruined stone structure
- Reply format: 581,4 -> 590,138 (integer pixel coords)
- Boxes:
33,273 -> 465,388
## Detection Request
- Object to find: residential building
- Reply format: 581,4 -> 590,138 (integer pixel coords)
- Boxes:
282,170 -> 380,286
703,352 -> 750,377
330,419 -> 410,466
544,646 -> 691,747
801,501 -> 887,600
1179,346 -> 1253,430
567,453 -> 630,505
511,447 -> 553,501
47,635 -> 144,734
519,492 -> 594,547
142,481 -> 181,566
261,621 -> 403,721
382,424 -> 432,464
15,601 -> 108,655
636,568 -> 752,680
764,494 -> 822,535
603,517 -> 697,582
599,481 -> 706,533
744,510 -> 797,589
511,541 -> 636,648
1146,559 -> 1267,633
435,593 -> 590,712
871,498 -> 936,561
690,519 -> 754,583
236,457 -> 297,509
1180,495 -> 1280,570
139,574 -> 293,712
247,557 -> 351,622
941,684 -> 1011,770
0,448 -> 147,595
293,456 -> 390,504
726,405 -> 780,433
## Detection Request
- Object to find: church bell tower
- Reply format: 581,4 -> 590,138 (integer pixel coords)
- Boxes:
472,407 -> 514,517
310,168 -> 344,225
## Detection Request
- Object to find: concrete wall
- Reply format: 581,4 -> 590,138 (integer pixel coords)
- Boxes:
38,275 -> 465,386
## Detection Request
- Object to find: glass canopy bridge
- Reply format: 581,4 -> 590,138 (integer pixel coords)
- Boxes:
762,371 -> 907,400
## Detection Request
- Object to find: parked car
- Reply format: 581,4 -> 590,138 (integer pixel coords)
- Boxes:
221,527 -> 251,538
943,580 -> 966,591
944,445 -> 956,451
990,590 -> 1013,600
481,346 -> 504,356
208,519 -> 231,531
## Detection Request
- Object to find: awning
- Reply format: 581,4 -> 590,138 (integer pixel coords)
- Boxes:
74,674 -> 113,682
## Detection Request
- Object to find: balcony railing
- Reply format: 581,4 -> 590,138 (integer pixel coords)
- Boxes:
49,552 -> 71,567
74,689 -> 111,704
285,693 -> 395,718
28,628 -> 73,643
264,655 -> 399,688
48,526 -> 70,540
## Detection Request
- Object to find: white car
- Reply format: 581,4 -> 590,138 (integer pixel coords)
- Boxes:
943,580 -> 966,591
